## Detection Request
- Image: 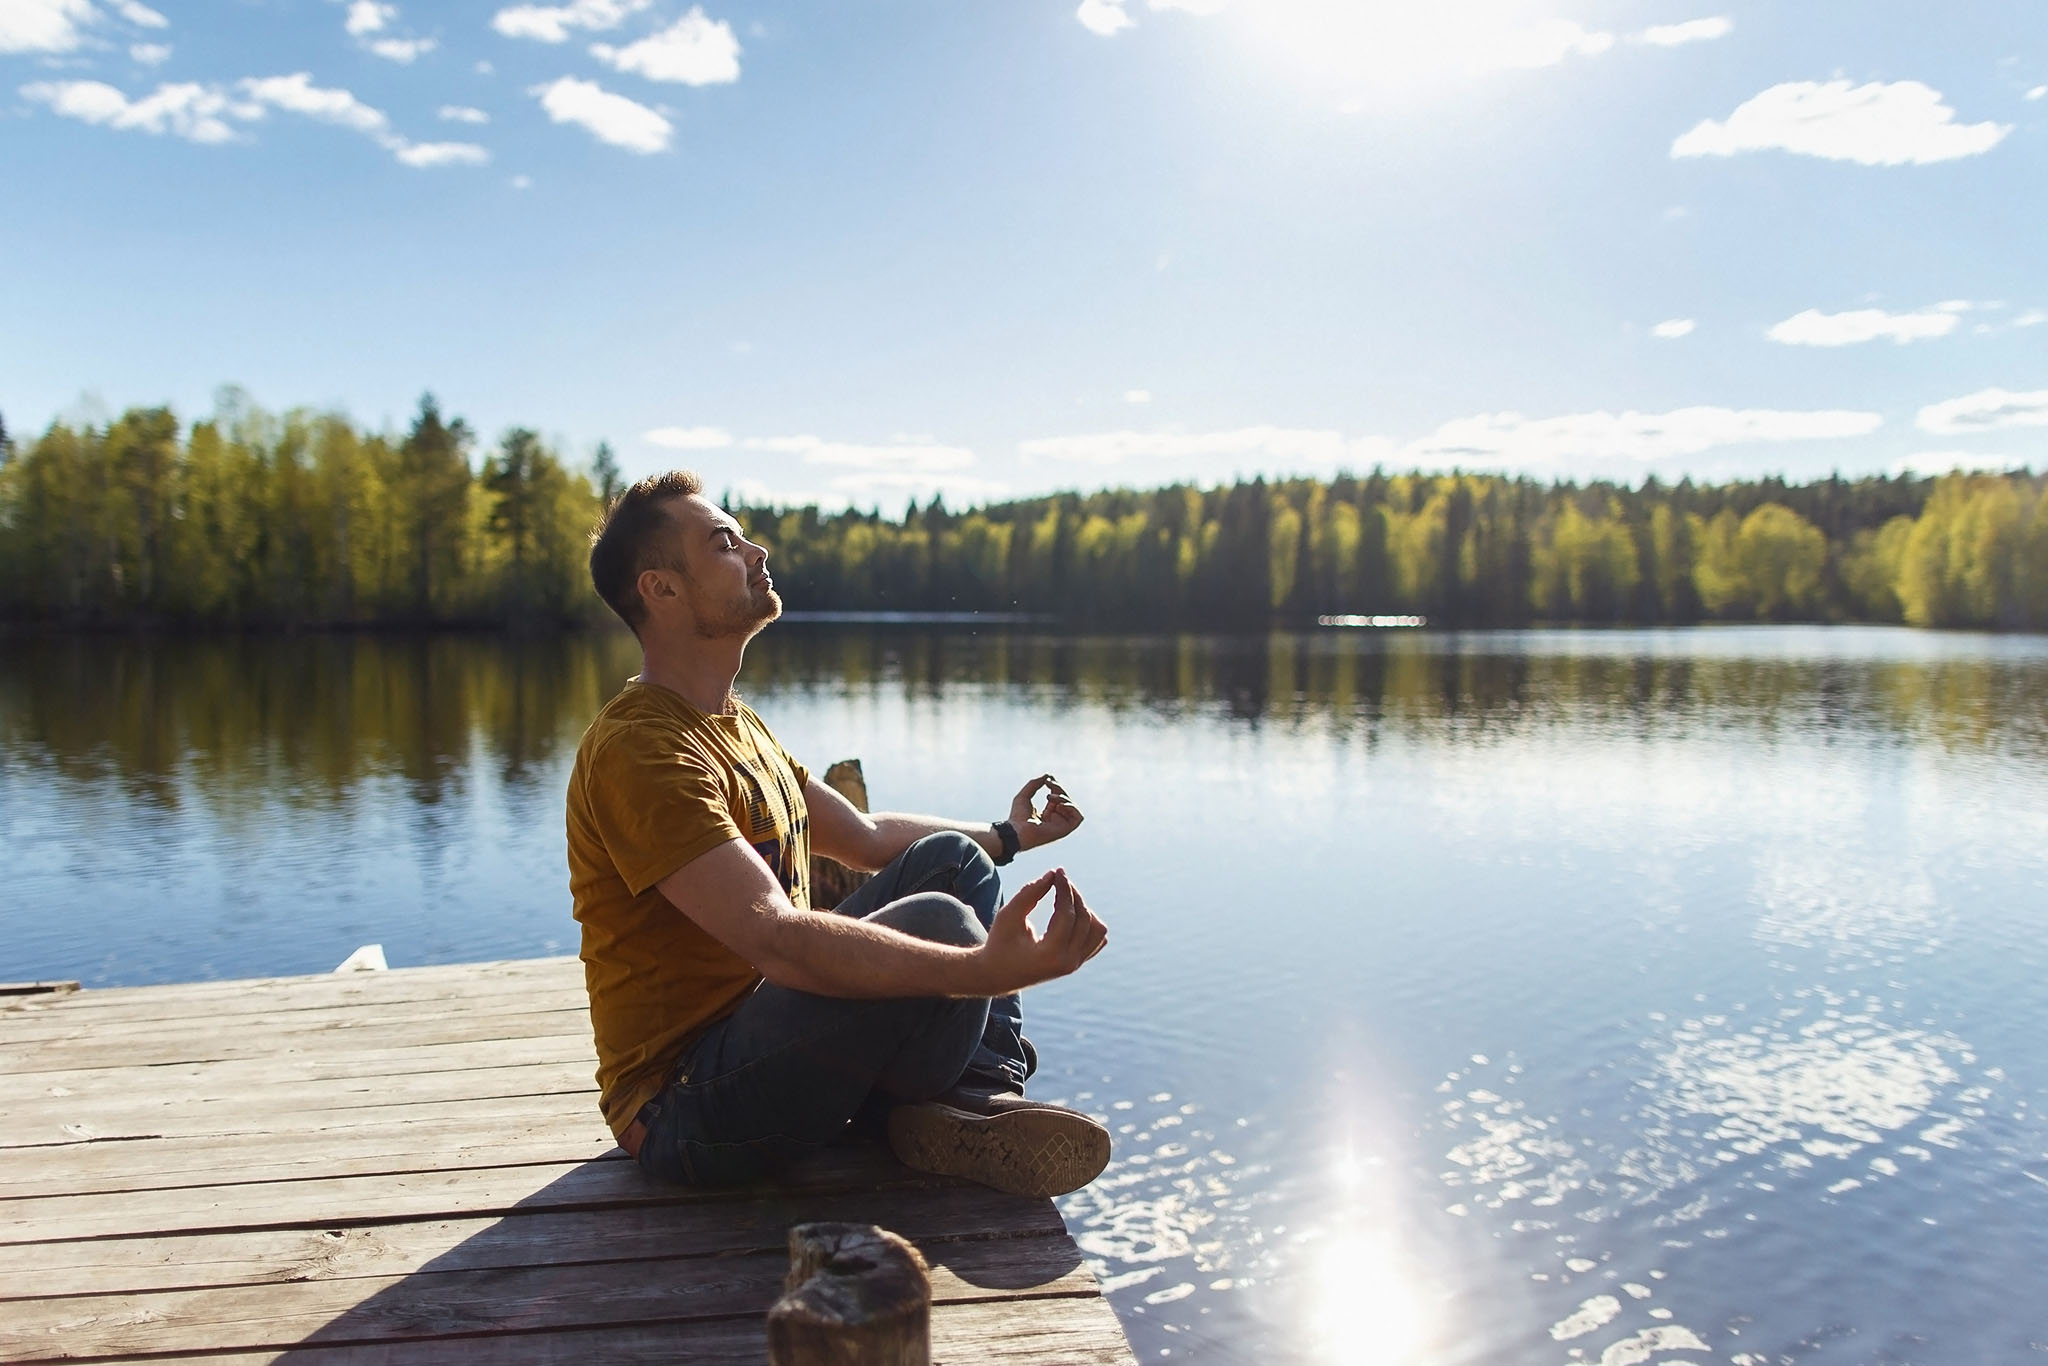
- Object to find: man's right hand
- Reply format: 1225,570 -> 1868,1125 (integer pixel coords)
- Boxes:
977,867 -> 1108,994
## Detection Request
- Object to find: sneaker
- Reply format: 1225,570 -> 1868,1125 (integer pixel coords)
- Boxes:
886,1090 -> 1111,1198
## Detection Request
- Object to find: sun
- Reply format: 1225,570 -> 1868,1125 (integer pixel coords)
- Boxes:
1218,0 -> 1613,105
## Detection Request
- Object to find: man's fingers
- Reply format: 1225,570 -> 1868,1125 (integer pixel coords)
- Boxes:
994,868 -> 1058,934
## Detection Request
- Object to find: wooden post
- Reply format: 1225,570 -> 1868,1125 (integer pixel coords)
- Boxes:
809,758 -> 875,911
768,1222 -> 932,1366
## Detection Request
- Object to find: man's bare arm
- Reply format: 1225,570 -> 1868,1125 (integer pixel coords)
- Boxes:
656,838 -> 1106,999
807,773 -> 1084,872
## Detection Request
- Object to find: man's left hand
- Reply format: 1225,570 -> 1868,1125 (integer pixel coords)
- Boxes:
1009,773 -> 1084,851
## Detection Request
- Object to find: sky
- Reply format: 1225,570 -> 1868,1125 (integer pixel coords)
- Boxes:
4,0 -> 2045,510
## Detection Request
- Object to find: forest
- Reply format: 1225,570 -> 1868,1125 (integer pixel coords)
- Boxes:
1,395 -> 2044,631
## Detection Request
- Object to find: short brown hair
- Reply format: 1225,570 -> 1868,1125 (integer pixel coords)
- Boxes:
589,469 -> 704,633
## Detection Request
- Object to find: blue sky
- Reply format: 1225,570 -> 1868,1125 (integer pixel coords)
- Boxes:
4,0 -> 2045,509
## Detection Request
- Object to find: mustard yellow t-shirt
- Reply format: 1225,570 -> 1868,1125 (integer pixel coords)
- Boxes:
565,680 -> 811,1137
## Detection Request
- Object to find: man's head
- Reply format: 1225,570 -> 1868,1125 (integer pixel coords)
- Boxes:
588,471 -> 781,641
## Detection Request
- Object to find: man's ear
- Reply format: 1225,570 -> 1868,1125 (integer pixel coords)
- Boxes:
637,567 -> 678,609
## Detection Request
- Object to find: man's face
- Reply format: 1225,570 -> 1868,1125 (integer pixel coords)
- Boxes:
659,495 -> 781,640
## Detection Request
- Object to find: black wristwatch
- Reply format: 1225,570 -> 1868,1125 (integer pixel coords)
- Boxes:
991,819 -> 1021,866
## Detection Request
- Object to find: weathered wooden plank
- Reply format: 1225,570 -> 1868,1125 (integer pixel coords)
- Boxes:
2,959 -> 579,1014
0,987 -> 593,1040
1,1061 -> 599,1144
0,1231 -> 1095,1360
0,1035 -> 599,1107
0,962 -> 585,1029
0,1002 -> 591,1063
2,1091 -> 607,1151
0,1112 -> 618,1200
0,1182 -> 1066,1300
0,1145 -> 980,1247
49,1296 -> 1138,1365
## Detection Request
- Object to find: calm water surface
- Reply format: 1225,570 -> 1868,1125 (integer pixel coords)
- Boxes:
6,625 -> 2048,1365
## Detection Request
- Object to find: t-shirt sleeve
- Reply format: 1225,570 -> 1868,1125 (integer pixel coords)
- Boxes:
584,729 -> 744,896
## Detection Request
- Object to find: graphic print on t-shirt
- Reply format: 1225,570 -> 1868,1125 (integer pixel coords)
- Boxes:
733,754 -> 809,908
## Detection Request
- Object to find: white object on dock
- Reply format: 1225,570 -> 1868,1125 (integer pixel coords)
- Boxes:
332,944 -> 389,973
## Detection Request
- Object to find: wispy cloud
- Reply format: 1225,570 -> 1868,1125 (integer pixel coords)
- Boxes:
344,2 -> 435,64
745,434 -> 977,474
107,0 -> 162,27
240,72 -> 389,134
1021,426 -> 1366,468
1076,0 -> 1134,37
20,78 -> 251,142
1650,319 -> 1696,339
1916,387 -> 2048,435
492,0 -> 649,43
438,104 -> 489,124
1402,406 -> 1882,466
1673,81 -> 2009,165
530,75 -> 669,152
24,71 -> 493,167
1123,389 -> 1153,404
645,425 -> 732,449
3,0 -> 158,55
344,0 -> 393,37
1768,302 -> 1970,347
591,6 -> 739,84
1638,16 -> 1730,46
129,40 -> 169,63
366,36 -> 435,62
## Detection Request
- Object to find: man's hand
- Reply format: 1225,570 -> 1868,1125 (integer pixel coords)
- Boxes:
1009,773 -> 1084,852
978,867 -> 1107,993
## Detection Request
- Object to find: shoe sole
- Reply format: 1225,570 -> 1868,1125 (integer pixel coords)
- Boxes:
886,1102 -> 1111,1198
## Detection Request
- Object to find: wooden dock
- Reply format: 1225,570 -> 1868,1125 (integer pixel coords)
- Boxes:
0,957 -> 1136,1363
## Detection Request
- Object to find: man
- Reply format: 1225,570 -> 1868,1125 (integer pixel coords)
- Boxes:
565,470 -> 1113,1198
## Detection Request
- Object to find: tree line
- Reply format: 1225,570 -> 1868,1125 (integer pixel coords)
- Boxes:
2,395 -> 2044,630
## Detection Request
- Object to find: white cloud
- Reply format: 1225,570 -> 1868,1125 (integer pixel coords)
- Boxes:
2014,310 -> 2047,328
1402,406 -> 1883,466
393,139 -> 488,167
745,434 -> 976,474
344,0 -> 393,36
510,173 -> 531,189
1076,0 -> 1133,37
2028,86 -> 2046,102
1768,303 -> 1968,347
1,0 -> 95,53
528,76 -> 667,152
1021,426 -> 1364,468
591,6 -> 739,84
1673,80 -> 2009,166
1915,387 -> 2048,436
107,0 -> 163,27
1639,16 -> 1730,46
20,78 -> 252,142
129,40 -> 169,63
367,36 -> 435,62
645,425 -> 732,450
492,0 -> 648,43
1123,389 -> 1152,404
438,104 -> 489,124
531,75 -> 669,152
237,75 -> 488,167
1650,318 -> 1696,339
240,72 -> 387,133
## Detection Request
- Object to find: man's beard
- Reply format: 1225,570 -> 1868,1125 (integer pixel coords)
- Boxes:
692,579 -> 782,641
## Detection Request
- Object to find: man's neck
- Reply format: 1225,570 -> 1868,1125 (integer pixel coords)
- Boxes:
637,631 -> 747,716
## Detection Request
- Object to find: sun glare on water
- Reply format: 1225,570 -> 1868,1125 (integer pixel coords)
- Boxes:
1300,1143 -> 1439,1364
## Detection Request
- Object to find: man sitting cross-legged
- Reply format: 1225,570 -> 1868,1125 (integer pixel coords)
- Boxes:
565,470 -> 1112,1196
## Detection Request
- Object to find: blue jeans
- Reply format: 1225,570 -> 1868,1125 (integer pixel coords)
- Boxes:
633,832 -> 1033,1186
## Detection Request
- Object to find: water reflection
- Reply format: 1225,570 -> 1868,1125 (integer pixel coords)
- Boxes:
5,627 -> 2043,804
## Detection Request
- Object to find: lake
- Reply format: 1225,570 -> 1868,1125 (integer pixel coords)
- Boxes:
5,624 -> 2048,1364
